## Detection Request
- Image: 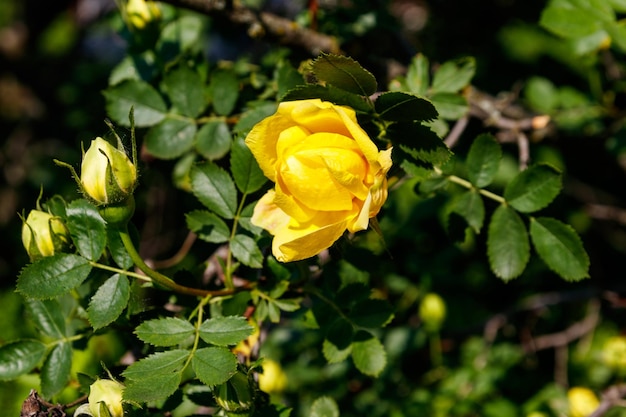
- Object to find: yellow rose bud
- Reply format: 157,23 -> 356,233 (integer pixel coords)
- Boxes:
568,387 -> 599,417
88,378 -> 125,417
258,359 -> 287,394
245,99 -> 392,262
126,0 -> 161,30
81,137 -> 137,205
603,336 -> 626,373
21,209 -> 70,260
419,293 -> 446,332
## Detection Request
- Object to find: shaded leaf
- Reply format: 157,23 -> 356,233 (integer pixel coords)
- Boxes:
311,53 -> 377,96
195,120 -> 232,161
230,136 -> 267,194
41,342 -> 72,398
466,133 -> 502,188
209,69 -> 239,116
0,340 -> 47,380
186,210 -> 230,243
87,274 -> 130,330
163,65 -> 205,118
233,101 -> 278,135
349,299 -> 395,329
281,84 -> 373,113
387,122 -> 451,166
326,318 -> 354,350
135,317 -> 195,347
530,217 -> 590,281
25,299 -> 66,339
487,205 -> 530,281
199,316 -> 254,346
103,80 -> 167,127
66,199 -> 107,262
17,254 -> 92,299
145,116 -> 197,159
450,190 -> 486,234
504,164 -> 562,213
107,226 -> 134,270
375,91 -> 438,122
231,234 -> 263,268
190,162 -> 238,219
192,347 -> 238,386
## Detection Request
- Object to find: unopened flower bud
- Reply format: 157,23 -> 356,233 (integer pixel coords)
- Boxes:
89,378 -> 125,417
603,336 -> 626,374
419,293 -> 446,332
214,370 -> 254,416
81,137 -> 137,205
21,209 -> 70,261
126,0 -> 161,30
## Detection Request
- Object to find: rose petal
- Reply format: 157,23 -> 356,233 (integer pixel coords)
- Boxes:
250,190 -> 290,234
272,218 -> 349,262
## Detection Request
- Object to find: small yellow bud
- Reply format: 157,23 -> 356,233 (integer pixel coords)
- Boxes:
258,359 -> 287,394
81,137 -> 137,205
568,387 -> 599,417
419,293 -> 446,332
89,378 -> 125,417
21,209 -> 70,260
126,0 -> 161,30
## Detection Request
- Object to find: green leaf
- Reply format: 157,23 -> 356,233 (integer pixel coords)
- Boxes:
239,202 -> 263,236
199,316 -> 254,346
40,342 -> 72,398
281,84 -> 373,113
123,349 -> 189,381
185,210 -> 231,243
540,5 -> 604,38
157,15 -> 206,59
349,299 -> 395,329
195,120 -> 232,161
66,199 -> 107,261
145,116 -> 197,159
0,340 -> 47,380
103,80 -> 167,127
530,217 -> 590,281
466,133 -> 502,188
450,190 -> 485,234
230,136 -> 267,194
106,227 -> 134,270
487,205 -> 530,281
190,162 -> 238,219
275,59 -> 305,99
310,396 -> 340,417
431,57 -> 476,93
430,92 -> 469,119
87,274 -> 130,330
387,122 -> 451,166
135,317 -> 195,347
192,347 -> 238,386
231,234 -> 263,268
209,69 -> 239,116
375,91 -> 438,122
311,53 -> 377,96
524,77 -> 559,113
326,318 -> 354,350
351,332 -> 387,377
163,65 -> 205,118
25,299 -> 66,339
322,339 -> 352,364
405,53 -> 430,96
123,372 -> 183,403
504,164 -> 562,213
17,254 -> 92,299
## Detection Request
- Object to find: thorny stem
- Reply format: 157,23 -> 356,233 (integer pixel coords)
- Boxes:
118,226 -> 238,297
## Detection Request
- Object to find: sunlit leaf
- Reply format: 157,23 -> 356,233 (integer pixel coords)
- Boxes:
487,205 -> 530,281
466,133 -> 502,188
87,273 -> 130,330
311,53 -> 377,96
504,164 -> 562,213
192,347 -> 238,386
351,331 -> 387,377
199,316 -> 254,346
190,162 -> 238,219
135,317 -> 195,347
66,199 -> 106,262
0,340 -> 47,380
17,254 -> 92,299
41,342 -> 72,398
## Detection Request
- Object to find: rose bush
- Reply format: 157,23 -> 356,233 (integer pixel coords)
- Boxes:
245,99 -> 392,262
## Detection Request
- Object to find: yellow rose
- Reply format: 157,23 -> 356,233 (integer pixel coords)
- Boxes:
258,358 -> 287,394
245,99 -> 392,262
568,387 -> 599,417
126,0 -> 161,30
